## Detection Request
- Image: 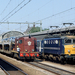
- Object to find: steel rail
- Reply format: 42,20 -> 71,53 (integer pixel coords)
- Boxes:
25,61 -> 59,75
0,65 -> 10,75
27,61 -> 75,75
37,62 -> 75,75
0,58 -> 28,75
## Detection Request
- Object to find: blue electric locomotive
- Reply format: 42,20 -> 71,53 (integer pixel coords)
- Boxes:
37,34 -> 75,63
43,37 -> 64,61
44,38 -> 63,55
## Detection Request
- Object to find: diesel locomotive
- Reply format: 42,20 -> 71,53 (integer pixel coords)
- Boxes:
37,34 -> 75,63
0,36 -> 39,60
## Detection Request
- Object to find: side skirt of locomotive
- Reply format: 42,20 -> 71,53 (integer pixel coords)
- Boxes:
11,50 -> 39,60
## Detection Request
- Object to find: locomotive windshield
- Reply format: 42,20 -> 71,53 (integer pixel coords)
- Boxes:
64,39 -> 75,44
73,39 -> 75,43
65,39 -> 71,43
37,41 -> 40,47
18,40 -> 22,44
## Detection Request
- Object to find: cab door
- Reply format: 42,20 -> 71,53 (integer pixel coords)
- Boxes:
18,38 -> 24,52
36,41 -> 40,52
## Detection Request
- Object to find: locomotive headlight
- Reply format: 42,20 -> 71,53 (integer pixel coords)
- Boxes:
25,49 -> 27,52
73,45 -> 75,48
68,50 -> 70,53
32,49 -> 34,52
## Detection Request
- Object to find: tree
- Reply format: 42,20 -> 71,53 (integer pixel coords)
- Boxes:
42,28 -> 49,31
29,27 -> 40,33
29,27 -> 49,33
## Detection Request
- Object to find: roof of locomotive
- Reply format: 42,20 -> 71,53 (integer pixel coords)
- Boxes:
61,35 -> 75,39
23,36 -> 36,39
43,34 -> 75,40
44,38 -> 61,40
15,36 -> 36,40
43,34 -> 61,39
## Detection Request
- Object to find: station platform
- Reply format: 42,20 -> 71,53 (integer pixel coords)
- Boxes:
0,68 -> 6,75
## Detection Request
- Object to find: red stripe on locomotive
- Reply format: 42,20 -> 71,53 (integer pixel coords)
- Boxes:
20,53 -> 39,57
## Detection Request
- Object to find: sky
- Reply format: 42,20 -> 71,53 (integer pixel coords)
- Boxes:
0,0 -> 75,34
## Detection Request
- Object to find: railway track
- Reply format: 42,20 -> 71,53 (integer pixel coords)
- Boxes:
0,53 -> 75,75
27,61 -> 75,75
36,58 -> 75,67
0,58 -> 28,75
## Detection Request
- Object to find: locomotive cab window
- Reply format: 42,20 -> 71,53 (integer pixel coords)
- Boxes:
41,43 -> 44,47
37,42 -> 40,47
19,40 -> 22,44
62,39 -> 64,44
59,40 -> 60,46
65,39 -> 71,43
73,39 -> 75,43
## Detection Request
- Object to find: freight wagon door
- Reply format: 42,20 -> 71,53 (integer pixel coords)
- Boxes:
24,38 -> 34,52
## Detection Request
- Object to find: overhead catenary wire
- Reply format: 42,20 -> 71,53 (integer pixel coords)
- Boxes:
0,0 -> 28,29
48,11 -> 75,26
19,0 -> 53,20
36,6 -> 75,22
0,0 -> 31,31
0,0 -> 25,29
0,0 -> 75,33
3,0 -> 31,22
0,0 -> 45,30
47,17 -> 75,30
0,0 -> 26,22
0,0 -> 12,15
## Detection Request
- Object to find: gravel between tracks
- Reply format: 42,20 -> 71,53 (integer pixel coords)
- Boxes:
0,54 -> 55,75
